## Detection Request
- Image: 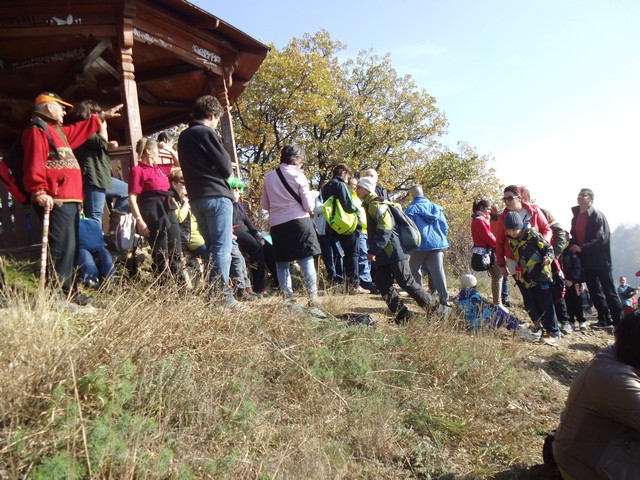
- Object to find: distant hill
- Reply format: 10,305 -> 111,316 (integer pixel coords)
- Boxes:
611,223 -> 640,285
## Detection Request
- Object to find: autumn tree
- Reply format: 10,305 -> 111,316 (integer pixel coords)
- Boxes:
232,30 -> 503,271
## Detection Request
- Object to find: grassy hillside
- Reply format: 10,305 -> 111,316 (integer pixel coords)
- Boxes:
0,265 -> 612,479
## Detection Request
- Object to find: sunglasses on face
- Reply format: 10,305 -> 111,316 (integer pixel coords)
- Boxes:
502,195 -> 519,203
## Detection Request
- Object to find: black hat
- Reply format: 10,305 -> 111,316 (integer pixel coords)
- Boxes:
505,211 -> 524,230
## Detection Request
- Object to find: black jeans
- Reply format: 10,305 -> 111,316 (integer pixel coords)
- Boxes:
36,202 -> 80,295
373,259 -> 433,320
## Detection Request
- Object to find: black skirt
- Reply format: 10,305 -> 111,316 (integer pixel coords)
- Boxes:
271,217 -> 320,262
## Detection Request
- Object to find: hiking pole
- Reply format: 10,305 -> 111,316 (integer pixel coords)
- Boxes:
39,204 -> 51,291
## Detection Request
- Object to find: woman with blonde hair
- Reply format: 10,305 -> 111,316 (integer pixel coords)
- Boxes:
128,137 -> 182,279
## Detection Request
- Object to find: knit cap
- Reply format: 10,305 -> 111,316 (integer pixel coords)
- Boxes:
460,274 -> 477,289
504,211 -> 524,230
357,177 -> 376,193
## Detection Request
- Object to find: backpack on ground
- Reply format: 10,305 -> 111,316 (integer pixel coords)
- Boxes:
0,118 -> 57,204
114,213 -> 138,252
322,195 -> 358,235
380,200 -> 421,252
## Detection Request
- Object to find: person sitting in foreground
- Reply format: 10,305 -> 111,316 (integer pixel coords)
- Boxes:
76,214 -> 114,288
553,309 -> 640,480
453,274 -> 520,330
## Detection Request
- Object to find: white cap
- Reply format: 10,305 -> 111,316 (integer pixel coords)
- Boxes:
357,176 -> 376,193
460,274 -> 477,289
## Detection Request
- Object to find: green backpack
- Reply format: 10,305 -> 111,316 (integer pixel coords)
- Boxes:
322,195 -> 358,235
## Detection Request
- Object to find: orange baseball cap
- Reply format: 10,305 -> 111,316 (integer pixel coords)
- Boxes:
34,92 -> 74,108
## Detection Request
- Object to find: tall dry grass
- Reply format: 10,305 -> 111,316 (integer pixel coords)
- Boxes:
0,275 -> 569,479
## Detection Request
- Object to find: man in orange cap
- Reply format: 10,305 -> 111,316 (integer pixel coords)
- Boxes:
22,91 -> 122,304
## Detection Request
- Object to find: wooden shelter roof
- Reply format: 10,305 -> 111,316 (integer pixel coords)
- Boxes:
0,0 -> 269,151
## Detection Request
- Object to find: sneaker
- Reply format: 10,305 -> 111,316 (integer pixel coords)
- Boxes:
520,330 -> 541,341
351,286 -> 371,295
437,303 -> 452,318
540,333 -> 559,346
579,322 -> 588,331
560,321 -> 573,335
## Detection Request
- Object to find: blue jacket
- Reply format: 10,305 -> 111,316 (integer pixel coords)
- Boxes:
405,196 -> 449,251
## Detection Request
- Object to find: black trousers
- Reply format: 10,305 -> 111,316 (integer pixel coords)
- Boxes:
373,258 -> 433,320
36,202 -> 80,295
138,195 -> 182,277
235,228 -> 266,293
565,283 -> 587,323
584,268 -> 623,324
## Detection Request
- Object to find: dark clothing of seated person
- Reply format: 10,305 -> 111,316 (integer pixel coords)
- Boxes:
553,310 -> 640,480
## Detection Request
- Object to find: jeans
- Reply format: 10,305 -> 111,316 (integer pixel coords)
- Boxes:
358,233 -> 374,288
83,178 -> 129,225
318,234 -> 344,283
76,248 -> 114,283
276,255 -> 317,301
191,196 -> 233,288
230,241 -> 251,290
502,275 -> 510,304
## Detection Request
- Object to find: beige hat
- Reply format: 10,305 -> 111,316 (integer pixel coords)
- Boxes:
357,176 -> 376,193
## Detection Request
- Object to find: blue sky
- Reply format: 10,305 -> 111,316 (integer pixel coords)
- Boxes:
192,0 -> 639,229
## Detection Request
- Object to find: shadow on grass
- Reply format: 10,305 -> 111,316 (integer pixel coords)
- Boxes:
489,463 -> 563,479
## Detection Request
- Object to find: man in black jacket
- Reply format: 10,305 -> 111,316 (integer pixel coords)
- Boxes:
178,95 -> 237,307
322,164 -> 368,294
568,188 -> 622,328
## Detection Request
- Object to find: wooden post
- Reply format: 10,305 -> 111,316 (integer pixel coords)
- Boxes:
213,72 -> 239,176
118,0 -> 143,165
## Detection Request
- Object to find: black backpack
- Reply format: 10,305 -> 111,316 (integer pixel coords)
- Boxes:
0,117 -> 58,204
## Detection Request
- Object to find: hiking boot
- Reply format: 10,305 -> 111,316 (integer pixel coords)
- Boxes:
591,321 -> 614,331
560,321 -> 573,335
69,292 -> 93,306
236,288 -> 258,302
394,308 -> 415,325
579,322 -> 588,331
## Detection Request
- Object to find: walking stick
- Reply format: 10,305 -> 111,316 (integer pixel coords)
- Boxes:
39,204 -> 51,291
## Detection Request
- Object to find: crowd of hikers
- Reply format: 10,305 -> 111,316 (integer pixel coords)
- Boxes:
0,91 -> 638,329
0,90 -> 639,478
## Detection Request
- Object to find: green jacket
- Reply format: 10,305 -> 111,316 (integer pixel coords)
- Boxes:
508,227 -> 554,288
361,192 -> 408,265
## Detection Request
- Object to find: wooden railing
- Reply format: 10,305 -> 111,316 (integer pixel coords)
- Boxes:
0,145 -> 133,258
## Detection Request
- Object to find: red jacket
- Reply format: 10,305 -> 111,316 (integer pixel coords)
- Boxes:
493,202 -> 551,266
22,113 -> 102,201
471,211 -> 496,249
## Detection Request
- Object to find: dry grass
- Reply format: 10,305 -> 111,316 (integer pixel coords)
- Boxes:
0,269 -> 607,479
